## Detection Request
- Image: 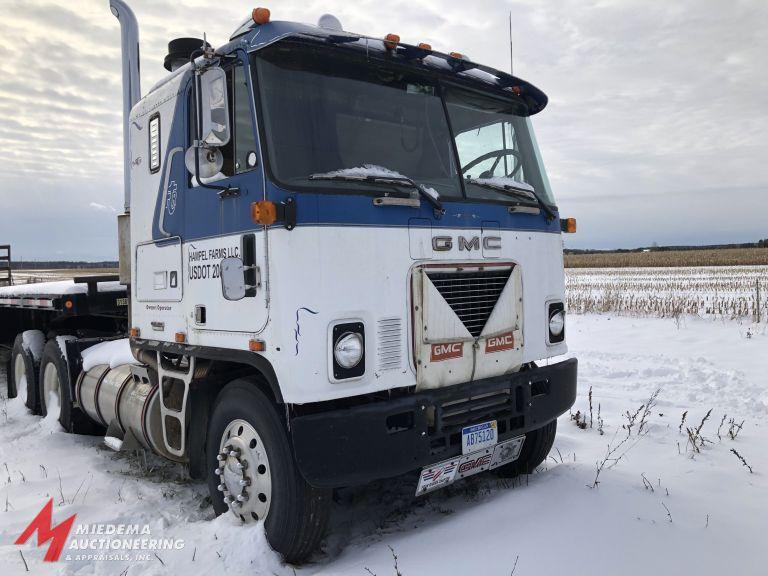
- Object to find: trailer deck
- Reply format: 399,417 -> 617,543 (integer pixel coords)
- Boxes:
0,275 -> 128,345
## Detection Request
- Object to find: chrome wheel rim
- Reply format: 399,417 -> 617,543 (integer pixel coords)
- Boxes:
13,354 -> 27,394
216,419 -> 272,522
42,363 -> 61,414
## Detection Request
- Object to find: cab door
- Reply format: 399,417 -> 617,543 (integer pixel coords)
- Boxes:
183,57 -> 269,337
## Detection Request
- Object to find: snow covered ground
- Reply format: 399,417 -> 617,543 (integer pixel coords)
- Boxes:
1,314 -> 766,575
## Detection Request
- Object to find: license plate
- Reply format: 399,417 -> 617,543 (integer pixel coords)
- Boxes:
416,436 -> 525,496
461,420 -> 498,455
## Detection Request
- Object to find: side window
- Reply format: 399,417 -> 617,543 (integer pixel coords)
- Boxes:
233,65 -> 258,174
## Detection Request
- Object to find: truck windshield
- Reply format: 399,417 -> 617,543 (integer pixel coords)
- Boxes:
253,42 -> 554,205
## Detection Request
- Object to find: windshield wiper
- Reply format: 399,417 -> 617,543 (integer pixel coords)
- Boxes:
465,178 -> 556,222
309,172 -> 445,217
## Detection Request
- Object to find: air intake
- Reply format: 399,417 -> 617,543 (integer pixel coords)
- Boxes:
164,37 -> 210,71
426,268 -> 513,337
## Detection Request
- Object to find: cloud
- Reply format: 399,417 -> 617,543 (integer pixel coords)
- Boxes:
89,202 -> 117,213
0,0 -> 766,259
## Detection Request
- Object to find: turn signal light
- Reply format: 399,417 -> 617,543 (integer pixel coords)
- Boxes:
129,327 -> 140,338
249,339 -> 266,352
252,7 -> 270,24
175,332 -> 186,343
418,42 -> 432,50
251,201 -> 277,225
561,218 -> 577,234
384,33 -> 400,50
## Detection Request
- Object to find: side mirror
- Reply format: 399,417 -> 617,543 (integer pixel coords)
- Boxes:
220,257 -> 246,301
199,67 -> 230,147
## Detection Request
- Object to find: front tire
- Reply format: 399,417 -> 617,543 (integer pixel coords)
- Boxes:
496,420 -> 558,477
206,380 -> 331,564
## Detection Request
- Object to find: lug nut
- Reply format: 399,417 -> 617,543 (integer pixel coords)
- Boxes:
236,494 -> 249,502
239,478 -> 251,487
237,461 -> 248,470
217,483 -> 225,492
215,468 -> 222,476
217,454 -> 226,461
229,449 -> 240,457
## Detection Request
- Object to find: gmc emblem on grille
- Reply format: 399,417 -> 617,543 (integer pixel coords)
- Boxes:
432,236 -> 501,251
430,342 -> 464,361
485,331 -> 515,353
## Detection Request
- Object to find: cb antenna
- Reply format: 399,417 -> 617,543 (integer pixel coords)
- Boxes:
508,11 -> 514,76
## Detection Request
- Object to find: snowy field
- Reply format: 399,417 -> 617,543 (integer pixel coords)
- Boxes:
567,265 -> 768,320
1,314 -> 766,575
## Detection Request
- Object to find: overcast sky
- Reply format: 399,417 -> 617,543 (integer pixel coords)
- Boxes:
0,0 -> 766,260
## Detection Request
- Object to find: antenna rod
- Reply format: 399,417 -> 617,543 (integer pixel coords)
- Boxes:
509,11 -> 513,76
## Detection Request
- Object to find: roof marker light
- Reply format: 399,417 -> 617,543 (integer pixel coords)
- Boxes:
252,7 -> 270,25
418,43 -> 432,50
449,51 -> 464,59
384,33 -> 400,50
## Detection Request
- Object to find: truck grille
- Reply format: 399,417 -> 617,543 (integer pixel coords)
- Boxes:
427,268 -> 513,337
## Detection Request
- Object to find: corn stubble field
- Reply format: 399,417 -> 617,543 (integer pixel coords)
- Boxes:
566,265 -> 768,320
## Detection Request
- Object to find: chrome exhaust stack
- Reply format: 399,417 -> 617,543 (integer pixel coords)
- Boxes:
109,0 -> 141,214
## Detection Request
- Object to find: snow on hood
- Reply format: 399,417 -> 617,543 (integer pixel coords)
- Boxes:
81,338 -> 138,371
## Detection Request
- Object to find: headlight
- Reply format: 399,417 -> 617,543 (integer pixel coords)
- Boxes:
549,310 -> 565,337
333,332 -> 364,369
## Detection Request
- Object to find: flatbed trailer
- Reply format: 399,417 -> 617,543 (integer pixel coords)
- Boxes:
0,276 -> 127,345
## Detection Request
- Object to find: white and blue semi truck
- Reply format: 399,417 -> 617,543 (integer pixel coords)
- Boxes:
0,2 -> 577,562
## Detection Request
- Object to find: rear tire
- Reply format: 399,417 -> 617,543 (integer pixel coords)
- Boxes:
206,380 -> 331,564
10,333 -> 42,413
38,339 -> 101,434
495,420 -> 557,477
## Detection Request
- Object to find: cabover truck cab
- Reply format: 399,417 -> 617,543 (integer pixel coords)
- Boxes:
1,2 -> 577,563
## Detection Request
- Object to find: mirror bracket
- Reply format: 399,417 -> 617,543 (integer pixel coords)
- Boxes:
278,197 -> 297,231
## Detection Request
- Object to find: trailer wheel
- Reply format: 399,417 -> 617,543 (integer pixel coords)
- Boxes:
10,333 -> 42,413
206,380 -> 331,564
495,420 -> 558,477
38,339 -> 100,434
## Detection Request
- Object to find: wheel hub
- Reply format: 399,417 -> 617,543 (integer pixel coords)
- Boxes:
216,419 -> 272,522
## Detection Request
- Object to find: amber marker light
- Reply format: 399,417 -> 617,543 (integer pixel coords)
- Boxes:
449,51 -> 464,59
64,300 -> 73,310
251,201 -> 277,225
252,7 -> 270,24
418,42 -> 432,50
129,327 -> 140,338
175,332 -> 187,343
384,33 -> 400,50
249,339 -> 266,352
561,218 -> 577,234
